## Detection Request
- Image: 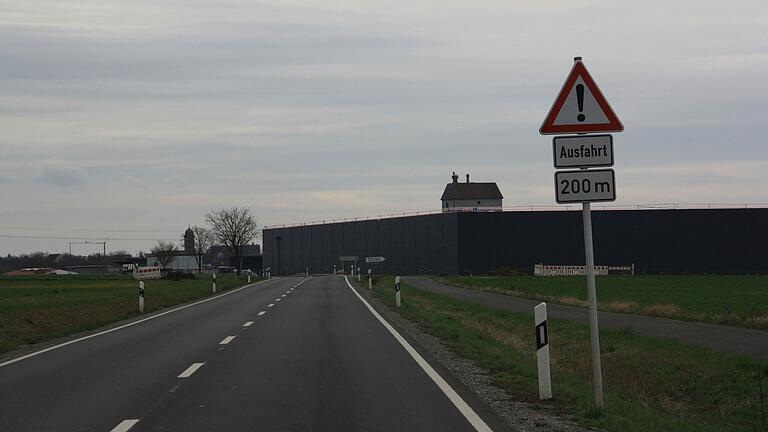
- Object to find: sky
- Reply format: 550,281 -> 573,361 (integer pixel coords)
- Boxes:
0,0 -> 766,256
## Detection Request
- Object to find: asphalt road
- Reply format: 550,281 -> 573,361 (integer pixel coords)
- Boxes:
404,277 -> 768,361
0,276 -> 506,432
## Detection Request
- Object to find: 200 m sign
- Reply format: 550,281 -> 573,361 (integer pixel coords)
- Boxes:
554,169 -> 616,203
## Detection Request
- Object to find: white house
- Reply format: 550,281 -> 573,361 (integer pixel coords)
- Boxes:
441,172 -> 503,211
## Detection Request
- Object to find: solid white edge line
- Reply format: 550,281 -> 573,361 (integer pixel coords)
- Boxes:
0,279 -> 275,368
110,419 -> 140,432
243,321 -> 254,327
219,336 -> 236,345
178,362 -> 205,378
343,276 -> 493,432
258,311 -> 266,316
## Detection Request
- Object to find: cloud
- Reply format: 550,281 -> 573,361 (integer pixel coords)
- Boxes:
0,0 -> 766,255
33,159 -> 89,187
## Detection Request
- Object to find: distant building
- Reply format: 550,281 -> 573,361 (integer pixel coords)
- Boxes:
441,172 -> 503,211
145,227 -> 201,273
207,244 -> 262,272
184,226 -> 195,252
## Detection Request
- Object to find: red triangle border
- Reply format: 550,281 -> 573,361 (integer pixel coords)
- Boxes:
539,61 -> 623,135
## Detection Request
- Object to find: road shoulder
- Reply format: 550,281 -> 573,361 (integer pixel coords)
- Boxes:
347,276 -> 586,432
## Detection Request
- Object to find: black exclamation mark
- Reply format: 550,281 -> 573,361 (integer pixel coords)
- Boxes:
576,84 -> 585,122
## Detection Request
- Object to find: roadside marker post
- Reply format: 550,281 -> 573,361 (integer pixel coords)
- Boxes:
535,303 -> 552,400
212,273 -> 217,293
367,269 -> 372,290
357,267 -> 361,282
395,276 -> 401,307
540,56 -> 623,409
138,281 -> 145,314
306,267 -> 309,277
247,274 -> 251,284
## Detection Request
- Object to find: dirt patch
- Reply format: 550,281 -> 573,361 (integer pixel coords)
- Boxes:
462,318 -> 531,354
557,296 -> 587,307
643,304 -> 681,318
603,301 -> 639,314
749,314 -> 768,329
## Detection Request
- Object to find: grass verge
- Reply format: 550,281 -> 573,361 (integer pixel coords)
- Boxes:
366,276 -> 768,432
0,274 -> 255,354
437,275 -> 768,330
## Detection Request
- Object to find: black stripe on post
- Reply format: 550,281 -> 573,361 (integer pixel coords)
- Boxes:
536,321 -> 548,350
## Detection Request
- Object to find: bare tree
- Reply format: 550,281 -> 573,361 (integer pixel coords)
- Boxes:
151,241 -> 178,271
205,207 -> 259,275
190,226 -> 215,273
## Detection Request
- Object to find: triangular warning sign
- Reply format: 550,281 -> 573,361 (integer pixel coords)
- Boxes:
540,60 -> 623,135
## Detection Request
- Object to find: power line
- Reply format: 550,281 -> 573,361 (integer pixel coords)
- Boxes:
0,234 -> 178,241
0,225 -> 182,234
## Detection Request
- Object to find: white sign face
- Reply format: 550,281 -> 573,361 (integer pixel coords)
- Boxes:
553,135 -> 613,168
555,169 -> 616,203
339,256 -> 358,262
365,256 -> 386,263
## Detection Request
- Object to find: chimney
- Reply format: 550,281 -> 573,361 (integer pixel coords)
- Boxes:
451,172 -> 458,183
466,173 -> 470,183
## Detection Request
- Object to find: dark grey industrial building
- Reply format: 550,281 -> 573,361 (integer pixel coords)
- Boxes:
262,208 -> 768,276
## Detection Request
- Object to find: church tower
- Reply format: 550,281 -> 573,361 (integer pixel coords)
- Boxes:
184,226 -> 195,252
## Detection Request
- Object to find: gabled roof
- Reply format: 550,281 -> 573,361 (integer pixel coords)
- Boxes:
441,182 -> 503,201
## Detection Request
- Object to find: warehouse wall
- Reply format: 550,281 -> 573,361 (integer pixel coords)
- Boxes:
262,213 -> 458,276
455,208 -> 768,275
264,208 -> 768,276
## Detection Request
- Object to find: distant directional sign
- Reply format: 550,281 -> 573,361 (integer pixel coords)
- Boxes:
339,256 -> 358,262
553,134 -> 613,169
365,256 -> 386,263
540,59 -> 623,135
554,169 -> 616,204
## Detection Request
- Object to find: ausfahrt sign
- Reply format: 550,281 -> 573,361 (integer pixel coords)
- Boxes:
553,134 -> 614,168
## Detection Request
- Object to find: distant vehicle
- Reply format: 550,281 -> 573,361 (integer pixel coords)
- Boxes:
216,266 -> 235,273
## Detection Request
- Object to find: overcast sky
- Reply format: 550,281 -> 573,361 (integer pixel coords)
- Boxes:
0,0 -> 766,255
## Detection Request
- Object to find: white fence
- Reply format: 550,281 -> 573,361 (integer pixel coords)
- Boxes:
133,266 -> 162,280
534,264 -> 634,277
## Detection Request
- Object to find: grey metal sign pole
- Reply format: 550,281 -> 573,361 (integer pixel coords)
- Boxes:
582,202 -> 603,408
541,56 -> 623,410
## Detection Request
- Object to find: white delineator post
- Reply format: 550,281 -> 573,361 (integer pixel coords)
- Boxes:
395,276 -> 401,307
212,272 -> 217,293
306,267 -> 309,277
367,269 -> 372,290
535,302 -> 552,400
582,202 -> 604,408
247,273 -> 251,284
138,281 -> 145,313
357,267 -> 361,282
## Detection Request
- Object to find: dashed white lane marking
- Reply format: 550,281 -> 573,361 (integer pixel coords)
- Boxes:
276,298 -> 282,302
258,311 -> 266,316
281,294 -> 286,297
110,419 -> 139,432
343,276 -> 493,432
178,363 -> 205,378
268,303 -> 275,307
219,336 -> 236,345
0,278 -> 274,368
243,321 -> 254,327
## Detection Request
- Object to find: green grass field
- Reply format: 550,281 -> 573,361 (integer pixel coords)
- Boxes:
436,275 -> 768,329
0,274 -> 254,354
364,276 -> 768,432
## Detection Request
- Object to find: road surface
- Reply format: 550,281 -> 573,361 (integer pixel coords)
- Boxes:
0,276 -> 507,432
